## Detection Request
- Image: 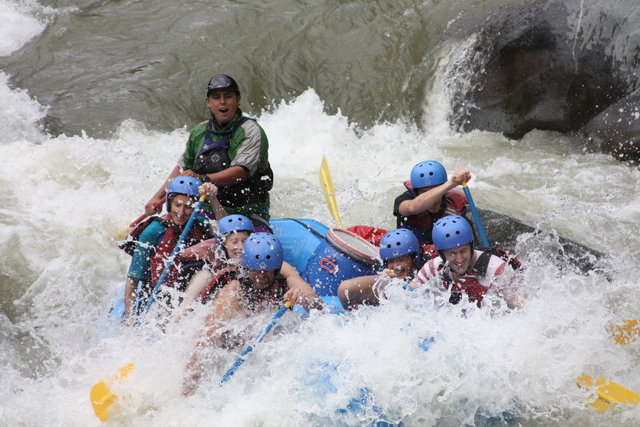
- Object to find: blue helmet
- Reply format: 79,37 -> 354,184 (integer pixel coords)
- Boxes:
410,160 -> 447,190
242,232 -> 284,271
166,176 -> 202,212
379,228 -> 420,262
219,214 -> 255,235
432,215 -> 474,254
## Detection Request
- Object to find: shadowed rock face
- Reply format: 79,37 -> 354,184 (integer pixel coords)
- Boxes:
476,208 -> 606,277
582,89 -> 640,163
446,0 -> 639,161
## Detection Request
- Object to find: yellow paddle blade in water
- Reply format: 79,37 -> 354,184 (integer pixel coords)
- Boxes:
115,226 -> 132,242
607,319 -> 640,344
319,156 -> 343,228
577,375 -> 640,412
90,363 -> 136,421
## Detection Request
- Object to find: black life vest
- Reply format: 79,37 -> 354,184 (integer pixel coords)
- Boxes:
192,116 -> 250,175
192,115 -> 274,209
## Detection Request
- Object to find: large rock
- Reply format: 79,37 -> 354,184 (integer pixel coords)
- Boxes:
477,208 -> 606,277
581,89 -> 640,162
444,0 -> 639,158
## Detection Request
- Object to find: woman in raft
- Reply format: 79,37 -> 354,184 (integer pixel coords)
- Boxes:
123,176 -> 227,324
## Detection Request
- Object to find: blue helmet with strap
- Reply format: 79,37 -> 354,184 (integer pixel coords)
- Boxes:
379,228 -> 420,263
410,160 -> 447,190
432,215 -> 474,256
166,176 -> 202,212
219,214 -> 255,235
242,232 -> 284,271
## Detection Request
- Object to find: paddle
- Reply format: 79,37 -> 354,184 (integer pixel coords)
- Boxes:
90,363 -> 136,421
319,156 -> 344,228
143,192 -> 207,312
91,301 -> 294,419
607,319 -> 640,344
577,375 -> 640,412
219,300 -> 293,385
461,182 -> 489,247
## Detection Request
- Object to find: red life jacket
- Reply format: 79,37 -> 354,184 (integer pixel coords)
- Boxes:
199,264 -> 237,304
346,226 -> 388,246
437,248 -> 521,307
148,218 -> 211,287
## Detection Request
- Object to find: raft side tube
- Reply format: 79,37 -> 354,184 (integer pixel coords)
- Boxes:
270,218 -> 329,274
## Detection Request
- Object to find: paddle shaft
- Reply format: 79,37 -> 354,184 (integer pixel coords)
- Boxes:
462,183 -> 489,247
144,193 -> 207,311
219,301 -> 293,385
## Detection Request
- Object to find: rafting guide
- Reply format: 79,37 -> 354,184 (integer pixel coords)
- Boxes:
144,74 -> 273,231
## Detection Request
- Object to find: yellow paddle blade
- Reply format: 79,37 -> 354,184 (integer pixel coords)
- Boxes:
607,319 -> 640,344
577,374 -> 640,412
115,226 -> 132,242
90,363 -> 136,421
319,156 -> 344,228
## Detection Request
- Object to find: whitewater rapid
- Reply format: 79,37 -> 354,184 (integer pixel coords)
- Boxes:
2,0 -> 640,425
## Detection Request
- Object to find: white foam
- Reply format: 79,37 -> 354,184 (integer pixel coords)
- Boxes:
0,0 -> 48,57
0,72 -> 48,144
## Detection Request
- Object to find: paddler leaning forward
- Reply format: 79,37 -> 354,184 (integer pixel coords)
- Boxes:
338,228 -> 425,310
144,74 -> 273,231
181,233 -> 322,396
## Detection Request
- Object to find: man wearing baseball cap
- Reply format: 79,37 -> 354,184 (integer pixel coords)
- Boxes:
145,74 -> 273,231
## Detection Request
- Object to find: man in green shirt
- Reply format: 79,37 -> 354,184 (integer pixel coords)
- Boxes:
145,75 -> 273,229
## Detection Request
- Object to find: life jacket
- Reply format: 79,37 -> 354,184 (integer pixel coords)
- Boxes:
147,218 -> 211,288
438,248 -> 521,307
238,271 -> 288,312
397,181 -> 467,243
191,114 -> 274,209
192,116 -> 250,174
346,225 -> 388,246
199,265 -> 237,304
119,215 -> 166,256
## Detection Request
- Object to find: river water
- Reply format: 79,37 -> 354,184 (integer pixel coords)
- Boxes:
2,0 -> 640,425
